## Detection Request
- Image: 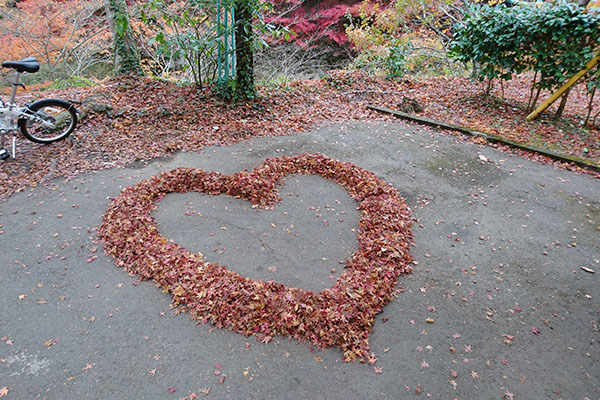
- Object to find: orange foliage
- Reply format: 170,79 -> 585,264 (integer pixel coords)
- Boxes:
0,0 -> 108,72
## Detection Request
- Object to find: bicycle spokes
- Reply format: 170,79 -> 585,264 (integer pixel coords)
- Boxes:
20,100 -> 77,144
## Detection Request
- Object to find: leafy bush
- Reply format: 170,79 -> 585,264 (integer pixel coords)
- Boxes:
450,1 -> 600,117
345,0 -> 464,78
140,0 -> 224,85
384,41 -> 411,80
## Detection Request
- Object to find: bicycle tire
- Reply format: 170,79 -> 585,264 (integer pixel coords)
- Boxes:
19,99 -> 77,144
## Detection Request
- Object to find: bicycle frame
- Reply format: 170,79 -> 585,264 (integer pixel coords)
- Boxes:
0,71 -> 55,158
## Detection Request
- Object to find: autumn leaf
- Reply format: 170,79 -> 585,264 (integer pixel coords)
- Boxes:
503,390 -> 515,400
415,383 -> 422,395
261,336 -> 273,344
0,387 -> 8,398
502,333 -> 515,345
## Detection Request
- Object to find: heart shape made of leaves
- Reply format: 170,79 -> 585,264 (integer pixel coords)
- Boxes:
99,154 -> 413,361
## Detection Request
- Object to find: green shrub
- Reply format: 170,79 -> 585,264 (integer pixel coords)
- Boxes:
450,1 -> 600,91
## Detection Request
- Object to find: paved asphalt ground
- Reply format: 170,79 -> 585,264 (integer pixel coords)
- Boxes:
1,121 -> 598,399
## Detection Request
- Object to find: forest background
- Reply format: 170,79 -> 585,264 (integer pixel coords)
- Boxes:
0,0 -> 598,194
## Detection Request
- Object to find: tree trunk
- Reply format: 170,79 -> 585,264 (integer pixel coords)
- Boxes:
104,0 -> 142,75
584,85 -> 596,126
592,108 -> 600,126
526,71 -> 538,111
234,0 -> 255,99
485,77 -> 493,96
530,86 -> 542,114
554,88 -> 571,120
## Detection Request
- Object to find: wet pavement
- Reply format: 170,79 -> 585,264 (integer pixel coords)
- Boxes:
1,121 -> 598,399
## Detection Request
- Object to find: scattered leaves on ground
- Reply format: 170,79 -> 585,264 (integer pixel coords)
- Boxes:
1,71 -> 598,202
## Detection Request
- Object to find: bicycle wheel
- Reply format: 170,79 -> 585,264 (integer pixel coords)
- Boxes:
19,99 -> 77,144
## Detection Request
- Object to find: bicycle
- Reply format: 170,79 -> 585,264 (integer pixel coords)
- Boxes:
0,57 -> 78,160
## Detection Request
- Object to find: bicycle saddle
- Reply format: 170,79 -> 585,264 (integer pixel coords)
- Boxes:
2,57 -> 39,73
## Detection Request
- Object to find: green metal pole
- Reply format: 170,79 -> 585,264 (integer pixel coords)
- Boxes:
217,0 -> 222,86
231,5 -> 235,75
224,6 -> 229,82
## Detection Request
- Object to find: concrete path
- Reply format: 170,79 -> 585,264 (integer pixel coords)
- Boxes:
1,121 -> 598,399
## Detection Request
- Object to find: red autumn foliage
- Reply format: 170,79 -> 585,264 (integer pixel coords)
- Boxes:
265,0 -> 365,46
98,154 -> 413,361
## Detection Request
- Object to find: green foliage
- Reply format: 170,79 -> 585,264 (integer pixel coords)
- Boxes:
47,75 -> 97,90
321,70 -> 355,89
141,0 -> 285,99
384,41 -> 411,80
141,0 -> 223,86
450,1 -> 600,91
233,0 -> 256,99
115,10 -> 131,36
108,0 -> 143,75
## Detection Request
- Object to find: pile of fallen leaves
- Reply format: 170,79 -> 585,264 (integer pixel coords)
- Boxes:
0,70 -> 598,200
98,153 -> 413,361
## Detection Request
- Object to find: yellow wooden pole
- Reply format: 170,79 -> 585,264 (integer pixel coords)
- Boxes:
526,55 -> 599,120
